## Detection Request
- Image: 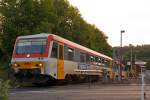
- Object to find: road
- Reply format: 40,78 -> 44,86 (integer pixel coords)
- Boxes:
9,83 -> 150,100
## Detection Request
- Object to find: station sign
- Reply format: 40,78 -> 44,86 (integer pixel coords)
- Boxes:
135,61 -> 146,65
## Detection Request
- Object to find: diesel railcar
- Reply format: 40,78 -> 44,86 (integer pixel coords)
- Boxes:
11,33 -> 113,83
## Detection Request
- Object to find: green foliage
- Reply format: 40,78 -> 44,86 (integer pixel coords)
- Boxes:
114,45 -> 150,69
0,79 -> 10,100
0,0 -> 112,67
0,48 -> 3,58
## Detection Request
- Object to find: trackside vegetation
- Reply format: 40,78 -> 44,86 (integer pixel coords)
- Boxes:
0,79 -> 10,100
114,45 -> 150,69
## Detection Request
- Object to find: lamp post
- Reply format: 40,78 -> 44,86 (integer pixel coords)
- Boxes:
120,30 -> 125,80
120,30 -> 125,50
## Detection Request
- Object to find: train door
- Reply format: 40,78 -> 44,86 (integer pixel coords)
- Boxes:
57,43 -> 64,79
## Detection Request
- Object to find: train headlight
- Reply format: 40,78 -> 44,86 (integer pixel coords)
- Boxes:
14,63 -> 18,67
39,63 -> 43,67
13,63 -> 20,67
35,63 -> 43,67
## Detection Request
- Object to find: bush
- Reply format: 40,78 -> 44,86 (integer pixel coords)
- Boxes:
0,79 -> 10,100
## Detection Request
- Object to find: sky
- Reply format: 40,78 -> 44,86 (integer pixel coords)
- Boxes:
68,0 -> 150,47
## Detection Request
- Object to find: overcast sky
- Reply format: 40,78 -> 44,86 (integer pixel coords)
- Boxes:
68,0 -> 150,47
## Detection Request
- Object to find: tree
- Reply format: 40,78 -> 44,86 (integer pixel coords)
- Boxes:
114,45 -> 150,69
0,0 -> 56,60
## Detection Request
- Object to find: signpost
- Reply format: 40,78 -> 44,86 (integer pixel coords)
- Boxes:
135,61 -> 146,65
135,61 -> 146,100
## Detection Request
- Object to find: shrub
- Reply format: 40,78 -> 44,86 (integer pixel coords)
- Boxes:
0,79 -> 10,100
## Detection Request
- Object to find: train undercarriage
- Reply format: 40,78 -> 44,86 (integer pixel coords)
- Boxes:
13,68 -> 102,85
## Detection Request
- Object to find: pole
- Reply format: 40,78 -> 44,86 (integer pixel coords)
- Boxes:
141,66 -> 146,100
135,54 -> 136,62
120,32 -> 122,50
120,30 -> 125,80
131,46 -> 133,74
141,69 -> 144,100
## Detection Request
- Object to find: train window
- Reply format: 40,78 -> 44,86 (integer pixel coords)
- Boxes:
74,49 -> 80,62
105,60 -> 110,67
64,45 -> 68,60
51,42 -> 58,58
80,53 -> 85,63
98,57 -> 102,65
86,54 -> 90,63
101,58 -> 105,66
67,47 -> 74,61
95,57 -> 99,65
90,55 -> 95,63
98,58 -> 101,62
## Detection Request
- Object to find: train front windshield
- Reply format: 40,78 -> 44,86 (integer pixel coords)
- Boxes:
15,38 -> 47,54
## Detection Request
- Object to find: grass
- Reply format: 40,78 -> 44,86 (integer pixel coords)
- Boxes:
0,61 -> 16,87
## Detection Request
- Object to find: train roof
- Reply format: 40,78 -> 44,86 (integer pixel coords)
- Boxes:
17,33 -> 49,39
17,33 -> 112,60
51,34 -> 112,60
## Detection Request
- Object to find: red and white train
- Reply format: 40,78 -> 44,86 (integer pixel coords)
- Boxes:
11,33 -> 113,84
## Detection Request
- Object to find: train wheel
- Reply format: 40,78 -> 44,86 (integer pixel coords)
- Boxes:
65,74 -> 73,84
46,78 -> 57,86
